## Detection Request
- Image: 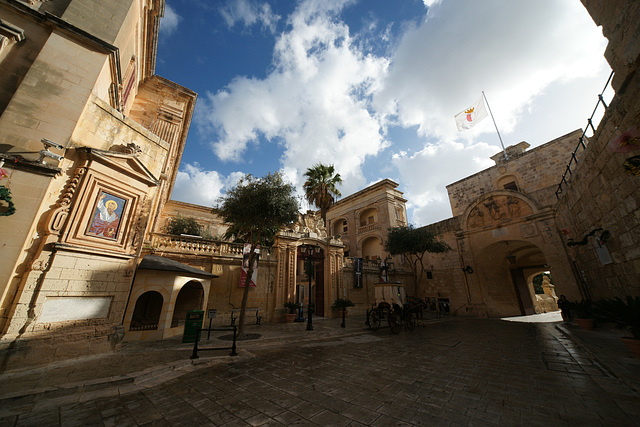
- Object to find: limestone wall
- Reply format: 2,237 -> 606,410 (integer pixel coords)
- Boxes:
554,0 -> 640,299
447,130 -> 583,217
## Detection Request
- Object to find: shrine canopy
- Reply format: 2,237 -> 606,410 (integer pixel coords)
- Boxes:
374,282 -> 405,307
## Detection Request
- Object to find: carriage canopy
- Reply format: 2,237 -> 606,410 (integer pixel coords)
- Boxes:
374,282 -> 406,307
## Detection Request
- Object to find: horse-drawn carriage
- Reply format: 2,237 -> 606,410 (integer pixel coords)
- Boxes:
367,282 -> 423,334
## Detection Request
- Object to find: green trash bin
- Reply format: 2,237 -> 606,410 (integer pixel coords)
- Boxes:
182,309 -> 204,343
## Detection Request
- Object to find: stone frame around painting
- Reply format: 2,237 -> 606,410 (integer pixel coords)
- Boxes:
61,170 -> 141,253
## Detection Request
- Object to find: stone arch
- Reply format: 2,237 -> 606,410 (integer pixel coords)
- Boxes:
360,235 -> 383,261
331,216 -> 348,237
130,291 -> 163,331
170,280 -> 204,327
473,239 -> 550,317
358,207 -> 378,228
463,191 -> 541,231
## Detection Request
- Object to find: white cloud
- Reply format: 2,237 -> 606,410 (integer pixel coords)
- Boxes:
197,0 -> 389,196
171,163 -> 245,207
220,0 -> 281,32
160,4 -> 181,37
393,140 -> 497,225
374,0 -> 608,142
190,0 -> 610,225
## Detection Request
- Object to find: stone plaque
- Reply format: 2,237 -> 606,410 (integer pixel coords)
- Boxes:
39,296 -> 112,323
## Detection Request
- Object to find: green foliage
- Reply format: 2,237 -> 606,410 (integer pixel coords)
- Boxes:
215,172 -> 299,247
165,214 -> 202,236
215,172 -> 299,336
385,224 -> 451,257
593,296 -> 640,339
284,301 -> 301,314
303,163 -> 342,222
332,298 -> 355,310
532,273 -> 551,294
385,224 -> 451,285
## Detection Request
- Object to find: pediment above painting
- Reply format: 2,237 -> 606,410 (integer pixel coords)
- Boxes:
76,147 -> 159,186
465,192 -> 536,230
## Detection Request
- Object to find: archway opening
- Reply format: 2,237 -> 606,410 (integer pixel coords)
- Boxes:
361,236 -> 383,261
130,291 -> 163,331
171,281 -> 204,327
475,240 -> 549,317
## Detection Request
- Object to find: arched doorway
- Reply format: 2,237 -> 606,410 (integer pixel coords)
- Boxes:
171,281 -> 204,327
130,291 -> 163,331
475,240 -> 548,317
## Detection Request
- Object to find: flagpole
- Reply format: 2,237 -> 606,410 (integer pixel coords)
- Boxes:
482,91 -> 507,160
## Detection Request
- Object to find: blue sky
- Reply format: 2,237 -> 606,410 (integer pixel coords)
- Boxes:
156,0 -> 612,226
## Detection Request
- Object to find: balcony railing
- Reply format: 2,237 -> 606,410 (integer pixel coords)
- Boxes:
149,233 -> 244,256
357,223 -> 380,234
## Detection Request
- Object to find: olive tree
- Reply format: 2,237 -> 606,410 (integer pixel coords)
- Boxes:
385,224 -> 451,286
214,172 -> 299,337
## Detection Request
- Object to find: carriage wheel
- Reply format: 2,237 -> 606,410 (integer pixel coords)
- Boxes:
405,313 -> 416,331
370,310 -> 381,331
388,311 -> 401,334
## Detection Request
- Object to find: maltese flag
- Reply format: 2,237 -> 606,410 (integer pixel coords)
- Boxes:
454,96 -> 488,131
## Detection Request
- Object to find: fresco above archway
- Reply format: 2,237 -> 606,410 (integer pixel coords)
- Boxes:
467,195 -> 534,229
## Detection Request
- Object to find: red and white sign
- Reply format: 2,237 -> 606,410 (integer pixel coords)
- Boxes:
239,243 -> 259,287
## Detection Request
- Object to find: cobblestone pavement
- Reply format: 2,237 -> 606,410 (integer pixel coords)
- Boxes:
3,318 -> 639,426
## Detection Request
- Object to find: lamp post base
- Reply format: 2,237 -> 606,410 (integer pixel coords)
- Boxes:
306,309 -> 314,331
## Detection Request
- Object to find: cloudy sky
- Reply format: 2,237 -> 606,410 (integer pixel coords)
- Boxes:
156,0 -> 612,226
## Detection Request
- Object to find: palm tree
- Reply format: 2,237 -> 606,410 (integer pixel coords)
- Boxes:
303,163 -> 342,224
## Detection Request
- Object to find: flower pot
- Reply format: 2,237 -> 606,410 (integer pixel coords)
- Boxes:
575,318 -> 595,330
339,310 -> 348,318
285,313 -> 296,323
620,337 -> 640,359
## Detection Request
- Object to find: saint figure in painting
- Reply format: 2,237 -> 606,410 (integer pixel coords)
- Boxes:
89,193 -> 120,238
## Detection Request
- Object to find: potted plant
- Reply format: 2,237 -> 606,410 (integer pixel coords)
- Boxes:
571,299 -> 595,330
332,298 -> 355,328
593,296 -> 640,359
284,301 -> 301,323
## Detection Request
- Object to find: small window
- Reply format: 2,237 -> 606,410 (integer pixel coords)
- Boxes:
503,181 -> 518,191
368,215 -> 375,225
342,220 -> 348,233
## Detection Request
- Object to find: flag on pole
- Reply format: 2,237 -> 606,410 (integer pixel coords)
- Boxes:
454,96 -> 488,131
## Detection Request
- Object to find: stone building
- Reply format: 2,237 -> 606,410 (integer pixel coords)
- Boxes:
0,0 -> 196,369
555,0 -> 640,300
1,0 -> 637,370
417,132 -> 584,318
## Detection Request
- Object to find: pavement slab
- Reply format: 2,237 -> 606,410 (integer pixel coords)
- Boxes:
1,315 -> 639,426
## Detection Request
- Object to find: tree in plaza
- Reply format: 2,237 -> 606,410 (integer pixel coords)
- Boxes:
384,224 -> 451,286
165,214 -> 202,236
214,172 -> 299,337
303,163 -> 342,224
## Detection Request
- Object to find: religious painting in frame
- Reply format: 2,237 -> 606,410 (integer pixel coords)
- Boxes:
85,190 -> 126,241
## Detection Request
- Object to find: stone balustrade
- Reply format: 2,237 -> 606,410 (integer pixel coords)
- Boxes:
148,233 -> 244,256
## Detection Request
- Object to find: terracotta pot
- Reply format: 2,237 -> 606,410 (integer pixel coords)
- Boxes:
339,310 -> 348,318
620,337 -> 640,359
575,318 -> 595,330
285,313 -> 296,323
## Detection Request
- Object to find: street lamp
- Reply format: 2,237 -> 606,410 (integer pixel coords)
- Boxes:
303,243 -> 319,331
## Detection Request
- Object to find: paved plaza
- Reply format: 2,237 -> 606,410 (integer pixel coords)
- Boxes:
2,317 -> 640,426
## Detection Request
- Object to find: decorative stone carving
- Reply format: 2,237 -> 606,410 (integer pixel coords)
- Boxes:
109,142 -> 142,155
47,166 -> 87,235
467,195 -> 532,230
292,212 -> 328,238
